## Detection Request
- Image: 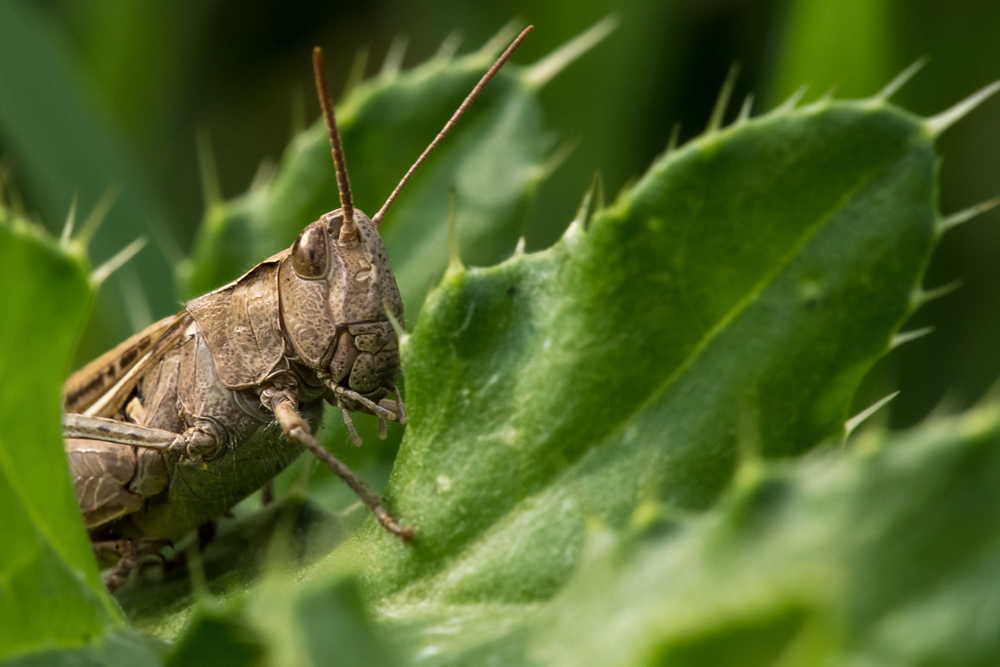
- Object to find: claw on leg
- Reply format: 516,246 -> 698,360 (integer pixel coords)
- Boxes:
339,404 -> 363,446
272,398 -> 413,542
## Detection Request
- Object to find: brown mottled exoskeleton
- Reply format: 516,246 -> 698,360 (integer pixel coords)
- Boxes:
61,27 -> 533,591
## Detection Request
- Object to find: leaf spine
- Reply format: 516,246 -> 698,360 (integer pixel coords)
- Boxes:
845,391 -> 900,436
706,63 -> 740,134
925,80 -> 1000,137
890,327 -> 934,349
874,57 -> 928,102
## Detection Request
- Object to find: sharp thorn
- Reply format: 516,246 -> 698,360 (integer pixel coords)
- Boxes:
705,63 -> 740,134
435,31 -> 463,60
925,80 -> 1000,137
513,236 -> 526,256
911,280 -> 962,308
60,193 -> 78,248
706,63 -> 741,134
250,158 -> 276,193
92,237 -> 147,286
937,198 -> 999,234
75,186 -> 120,249
539,138 -> 577,180
736,94 -> 753,123
875,57 -> 928,101
381,35 -> 409,76
775,85 -> 809,114
524,16 -> 618,88
891,327 -> 934,349
341,47 -> 370,102
664,122 -> 681,156
845,391 -> 900,435
817,84 -> 838,104
574,173 -> 597,230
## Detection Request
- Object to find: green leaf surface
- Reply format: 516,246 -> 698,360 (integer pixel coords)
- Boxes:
0,216 -> 134,660
525,399 -> 1000,667
349,97 -> 938,611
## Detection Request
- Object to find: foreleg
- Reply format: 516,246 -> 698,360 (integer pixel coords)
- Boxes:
63,413 -> 221,460
262,390 -> 413,542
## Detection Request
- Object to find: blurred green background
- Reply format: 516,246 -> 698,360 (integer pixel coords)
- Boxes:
0,0 -> 997,429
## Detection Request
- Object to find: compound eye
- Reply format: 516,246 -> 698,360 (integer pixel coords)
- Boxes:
291,223 -> 329,279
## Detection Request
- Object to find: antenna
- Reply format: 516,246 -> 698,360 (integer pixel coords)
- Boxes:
372,25 -> 534,227
313,46 -> 357,240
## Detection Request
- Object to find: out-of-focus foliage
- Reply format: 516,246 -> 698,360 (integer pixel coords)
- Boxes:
0,218 -> 160,665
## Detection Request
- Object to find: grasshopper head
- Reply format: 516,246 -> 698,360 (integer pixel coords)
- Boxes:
279,208 -> 403,408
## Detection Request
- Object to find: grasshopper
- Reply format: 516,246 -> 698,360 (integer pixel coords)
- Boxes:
61,27 -> 533,591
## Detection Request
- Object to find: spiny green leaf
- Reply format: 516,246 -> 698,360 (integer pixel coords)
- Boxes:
344,98 -> 937,608
0,213 -> 144,661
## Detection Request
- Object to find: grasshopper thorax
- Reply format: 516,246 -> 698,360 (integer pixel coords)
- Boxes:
280,207 -> 403,405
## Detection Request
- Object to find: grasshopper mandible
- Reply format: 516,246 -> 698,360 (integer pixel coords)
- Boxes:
61,26 -> 533,591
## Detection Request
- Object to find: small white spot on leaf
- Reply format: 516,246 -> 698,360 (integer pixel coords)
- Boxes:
436,475 -> 452,493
